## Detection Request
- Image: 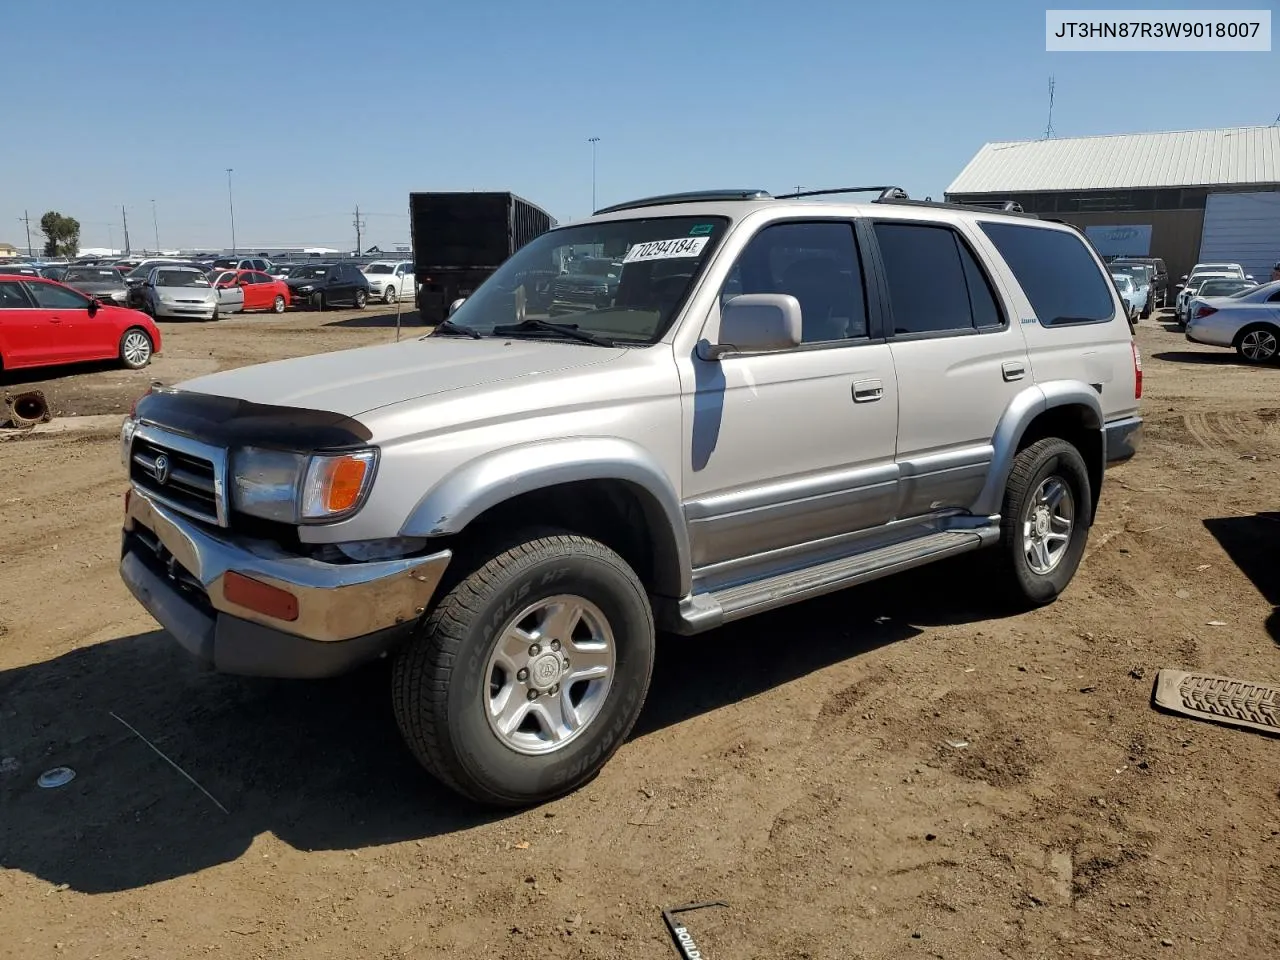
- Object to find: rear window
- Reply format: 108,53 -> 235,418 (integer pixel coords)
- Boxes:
979,222 -> 1115,327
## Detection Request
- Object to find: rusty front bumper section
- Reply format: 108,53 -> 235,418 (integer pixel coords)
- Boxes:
120,491 -> 452,678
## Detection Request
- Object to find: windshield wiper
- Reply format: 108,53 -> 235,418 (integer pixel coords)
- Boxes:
492,317 -> 615,347
431,318 -> 482,339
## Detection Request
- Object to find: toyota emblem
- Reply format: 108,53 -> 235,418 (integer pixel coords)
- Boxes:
153,454 -> 171,485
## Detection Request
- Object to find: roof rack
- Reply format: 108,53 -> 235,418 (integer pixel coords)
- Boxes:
594,189 -> 772,216
877,196 -> 1039,219
774,186 -> 908,201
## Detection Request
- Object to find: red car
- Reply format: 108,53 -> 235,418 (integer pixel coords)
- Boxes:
212,269 -> 292,314
0,275 -> 161,372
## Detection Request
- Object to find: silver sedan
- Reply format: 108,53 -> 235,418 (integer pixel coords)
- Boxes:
142,267 -> 220,320
1184,280 -> 1280,363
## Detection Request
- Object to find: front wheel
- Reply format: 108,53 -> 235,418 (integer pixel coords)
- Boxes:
310,292 -> 325,311
383,285 -> 396,304
392,532 -> 655,807
995,438 -> 1092,606
119,327 -> 154,369
353,288 -> 367,309
1236,325 -> 1280,364
272,294 -> 286,314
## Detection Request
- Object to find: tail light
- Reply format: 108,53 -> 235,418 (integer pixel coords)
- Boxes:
1192,305 -> 1217,320
1132,342 -> 1143,400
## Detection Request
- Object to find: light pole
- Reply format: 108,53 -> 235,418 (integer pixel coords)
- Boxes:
226,168 -> 237,254
588,137 -> 600,213
151,199 -> 160,252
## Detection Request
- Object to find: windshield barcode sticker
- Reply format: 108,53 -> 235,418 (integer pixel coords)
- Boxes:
623,236 -> 709,263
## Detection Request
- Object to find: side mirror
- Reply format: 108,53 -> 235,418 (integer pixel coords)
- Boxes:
1175,284 -> 1184,290
86,298 -> 99,317
448,297 -> 466,316
1180,274 -> 1189,281
698,294 -> 802,360
1245,274 -> 1254,281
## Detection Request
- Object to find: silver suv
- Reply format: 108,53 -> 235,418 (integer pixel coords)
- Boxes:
118,187 -> 1143,805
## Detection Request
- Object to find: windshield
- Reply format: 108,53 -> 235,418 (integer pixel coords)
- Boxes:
291,266 -> 330,280
1111,264 -> 1150,284
1111,275 -> 1133,291
448,216 -> 729,343
157,270 -> 210,288
363,263 -> 394,274
64,267 -> 124,285
212,258 -> 237,269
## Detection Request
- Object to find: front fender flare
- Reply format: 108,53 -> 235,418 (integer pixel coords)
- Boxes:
400,437 -> 692,596
972,381 -> 1104,517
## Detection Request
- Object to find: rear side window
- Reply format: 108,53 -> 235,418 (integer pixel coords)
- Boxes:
873,222 -> 1003,336
0,280 -> 33,307
980,222 -> 1116,326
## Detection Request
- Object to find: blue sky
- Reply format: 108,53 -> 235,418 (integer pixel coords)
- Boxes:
2,0 -> 1275,252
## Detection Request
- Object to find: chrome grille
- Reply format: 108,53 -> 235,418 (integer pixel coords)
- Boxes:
129,429 -> 227,526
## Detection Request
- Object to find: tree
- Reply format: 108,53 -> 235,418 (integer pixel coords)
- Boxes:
40,211 -> 80,258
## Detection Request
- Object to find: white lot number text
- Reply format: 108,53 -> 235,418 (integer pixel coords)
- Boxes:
623,236 -> 709,263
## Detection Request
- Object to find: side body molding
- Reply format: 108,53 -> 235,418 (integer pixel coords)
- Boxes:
399,437 -> 693,596
971,381 -> 1104,517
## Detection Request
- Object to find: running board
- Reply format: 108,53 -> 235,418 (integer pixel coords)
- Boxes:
664,528 -> 995,635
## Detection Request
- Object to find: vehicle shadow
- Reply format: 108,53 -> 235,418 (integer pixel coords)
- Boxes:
1151,350 -> 1241,366
0,557 -> 1015,893
0,360 -> 120,387
323,310 -> 427,329
1202,513 -> 1280,645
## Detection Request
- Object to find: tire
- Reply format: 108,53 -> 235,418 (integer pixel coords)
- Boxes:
353,288 -> 367,309
272,294 -> 286,314
1236,324 -> 1280,364
311,292 -> 325,311
383,285 -> 396,304
119,327 -> 154,369
995,438 -> 1092,606
392,532 -> 655,807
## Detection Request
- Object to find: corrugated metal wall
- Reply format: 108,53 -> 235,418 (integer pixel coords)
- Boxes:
1199,191 -> 1280,282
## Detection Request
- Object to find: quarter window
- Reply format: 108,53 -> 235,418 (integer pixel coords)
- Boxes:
980,222 -> 1116,326
723,221 -> 868,343
873,222 -> 1002,335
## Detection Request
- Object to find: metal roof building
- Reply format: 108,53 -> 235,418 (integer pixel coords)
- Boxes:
946,126 -> 1280,287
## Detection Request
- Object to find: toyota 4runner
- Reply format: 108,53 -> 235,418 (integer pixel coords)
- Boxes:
118,187 -> 1143,806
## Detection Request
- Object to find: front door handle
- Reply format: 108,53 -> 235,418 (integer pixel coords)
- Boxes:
1002,361 -> 1025,382
852,379 -> 884,402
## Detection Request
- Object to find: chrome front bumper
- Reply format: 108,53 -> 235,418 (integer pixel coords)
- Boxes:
120,490 -> 451,676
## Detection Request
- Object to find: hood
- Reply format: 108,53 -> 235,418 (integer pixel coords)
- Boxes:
172,336 -> 627,418
157,285 -> 216,299
68,281 -> 126,295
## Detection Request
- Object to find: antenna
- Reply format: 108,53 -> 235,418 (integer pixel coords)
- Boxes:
1043,76 -> 1056,139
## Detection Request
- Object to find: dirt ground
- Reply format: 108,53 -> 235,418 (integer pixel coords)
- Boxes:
1,307 -> 1278,960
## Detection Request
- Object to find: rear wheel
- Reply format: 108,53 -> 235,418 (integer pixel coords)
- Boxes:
392,532 -> 655,806
1236,325 -> 1280,364
995,438 -> 1091,606
272,294 -> 286,314
311,292 -> 325,311
119,328 -> 153,369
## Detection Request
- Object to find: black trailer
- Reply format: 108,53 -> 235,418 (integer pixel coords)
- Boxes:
409,191 -> 555,323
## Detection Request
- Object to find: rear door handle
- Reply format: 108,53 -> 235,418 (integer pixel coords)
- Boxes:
852,379 -> 884,402
1002,361 -> 1025,382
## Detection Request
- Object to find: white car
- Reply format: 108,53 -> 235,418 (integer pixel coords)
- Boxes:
1110,274 -> 1142,322
141,266 -> 220,320
1175,263 -> 1251,324
1185,279 -> 1280,363
361,260 -> 416,303
1109,263 -> 1153,317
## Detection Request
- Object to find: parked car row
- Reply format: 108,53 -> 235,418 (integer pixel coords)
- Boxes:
1183,276 -> 1280,363
1173,262 -> 1255,325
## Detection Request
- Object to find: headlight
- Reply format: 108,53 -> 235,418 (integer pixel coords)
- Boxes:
297,285 -> 313,293
231,447 -> 377,523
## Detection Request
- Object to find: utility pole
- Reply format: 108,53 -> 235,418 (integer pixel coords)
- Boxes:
151,199 -> 160,252
353,204 -> 366,256
588,137 -> 600,213
226,168 -> 237,254
121,205 -> 132,255
18,211 -> 32,256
